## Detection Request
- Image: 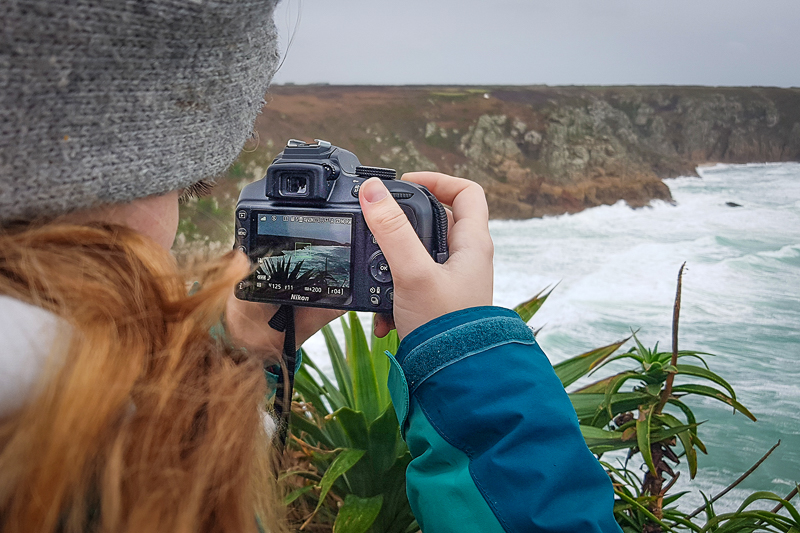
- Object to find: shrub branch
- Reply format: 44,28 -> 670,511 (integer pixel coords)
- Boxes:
687,440 -> 781,519
656,262 -> 686,415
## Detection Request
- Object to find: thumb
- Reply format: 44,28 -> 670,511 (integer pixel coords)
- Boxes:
359,178 -> 433,271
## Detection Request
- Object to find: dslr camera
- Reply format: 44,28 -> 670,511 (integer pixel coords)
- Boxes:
234,139 -> 449,312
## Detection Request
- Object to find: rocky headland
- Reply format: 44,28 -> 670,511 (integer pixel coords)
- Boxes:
236,85 -> 800,219
178,84 -> 800,255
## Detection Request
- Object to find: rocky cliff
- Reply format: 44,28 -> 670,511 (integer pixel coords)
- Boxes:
187,85 -> 800,238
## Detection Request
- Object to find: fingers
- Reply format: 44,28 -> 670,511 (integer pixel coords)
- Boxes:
373,313 -> 396,338
401,172 -> 489,226
445,206 -> 454,233
359,178 -> 434,277
402,172 -> 492,259
224,295 -> 283,361
225,292 -> 343,363
360,172 -> 494,340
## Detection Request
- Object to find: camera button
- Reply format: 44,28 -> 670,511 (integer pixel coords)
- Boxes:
386,289 -> 393,303
369,252 -> 392,283
351,184 -> 361,198
238,246 -> 247,254
237,210 -> 248,220
237,227 -> 247,237
370,295 -> 381,306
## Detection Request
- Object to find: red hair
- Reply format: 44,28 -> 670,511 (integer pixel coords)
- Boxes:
0,223 -> 286,533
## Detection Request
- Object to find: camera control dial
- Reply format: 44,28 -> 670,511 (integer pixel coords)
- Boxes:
368,251 -> 392,283
356,166 -> 396,180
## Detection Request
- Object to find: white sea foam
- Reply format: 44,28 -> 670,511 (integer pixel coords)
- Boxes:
757,243 -> 800,259
488,163 -> 800,510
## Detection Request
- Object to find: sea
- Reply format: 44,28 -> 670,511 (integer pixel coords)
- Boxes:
303,162 -> 800,512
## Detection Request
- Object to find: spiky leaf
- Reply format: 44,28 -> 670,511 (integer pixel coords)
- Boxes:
671,384 -> 757,421
333,494 -> 384,533
637,407 -> 657,475
513,285 -> 556,323
323,324 -> 354,406
346,313 -> 381,422
314,448 -> 366,516
554,338 -> 629,388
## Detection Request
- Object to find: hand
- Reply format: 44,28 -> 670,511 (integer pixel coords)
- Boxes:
224,277 -> 344,363
358,172 -> 494,339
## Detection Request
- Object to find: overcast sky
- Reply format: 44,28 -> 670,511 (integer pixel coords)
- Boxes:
270,0 -> 800,87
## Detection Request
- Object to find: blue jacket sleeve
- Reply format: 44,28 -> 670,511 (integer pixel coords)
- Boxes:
385,306 -> 621,533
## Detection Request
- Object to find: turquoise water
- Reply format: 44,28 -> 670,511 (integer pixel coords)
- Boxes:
491,163 -> 800,511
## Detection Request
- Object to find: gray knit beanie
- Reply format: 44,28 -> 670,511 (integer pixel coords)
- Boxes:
0,0 -> 281,222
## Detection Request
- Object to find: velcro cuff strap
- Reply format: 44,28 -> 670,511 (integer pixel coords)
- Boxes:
401,316 -> 536,398
386,350 -> 411,436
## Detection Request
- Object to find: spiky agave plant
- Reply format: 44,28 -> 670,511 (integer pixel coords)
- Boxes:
285,268 -> 796,533
284,313 -> 413,533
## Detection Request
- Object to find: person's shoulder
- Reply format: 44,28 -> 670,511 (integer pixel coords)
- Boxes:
0,296 -> 71,416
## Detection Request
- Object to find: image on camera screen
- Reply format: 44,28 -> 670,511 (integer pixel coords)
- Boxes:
251,213 -> 353,305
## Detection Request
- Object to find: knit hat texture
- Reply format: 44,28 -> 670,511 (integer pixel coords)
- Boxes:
0,0 -> 281,222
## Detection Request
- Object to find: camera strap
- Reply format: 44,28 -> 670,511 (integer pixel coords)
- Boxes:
267,304 -> 296,446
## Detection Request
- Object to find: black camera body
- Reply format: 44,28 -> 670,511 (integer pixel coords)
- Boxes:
233,140 -> 448,312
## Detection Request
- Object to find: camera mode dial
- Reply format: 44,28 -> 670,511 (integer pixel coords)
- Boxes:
356,166 -> 396,180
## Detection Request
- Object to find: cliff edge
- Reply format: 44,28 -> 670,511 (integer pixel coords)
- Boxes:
240,85 -> 800,219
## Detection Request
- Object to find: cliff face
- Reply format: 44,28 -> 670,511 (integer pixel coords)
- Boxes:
234,86 -> 800,220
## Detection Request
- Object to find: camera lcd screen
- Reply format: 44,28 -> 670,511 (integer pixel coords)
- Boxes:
250,212 -> 353,305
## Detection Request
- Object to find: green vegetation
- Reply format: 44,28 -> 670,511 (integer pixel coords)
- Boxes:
178,194 -> 233,245
428,88 -> 490,99
281,267 -> 799,533
428,92 -> 472,101
284,315 -> 414,533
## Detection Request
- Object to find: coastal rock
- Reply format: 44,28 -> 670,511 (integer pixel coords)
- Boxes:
512,119 -> 527,138
523,130 -> 542,147
425,122 -> 437,138
379,141 -> 439,175
788,123 -> 800,154
460,115 -> 523,167
253,85 -> 800,219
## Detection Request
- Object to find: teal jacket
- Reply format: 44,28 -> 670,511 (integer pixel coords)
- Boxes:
385,306 -> 622,533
